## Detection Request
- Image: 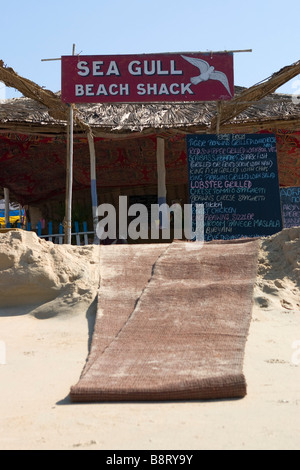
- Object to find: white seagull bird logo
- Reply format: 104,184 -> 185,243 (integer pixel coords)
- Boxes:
181,55 -> 232,96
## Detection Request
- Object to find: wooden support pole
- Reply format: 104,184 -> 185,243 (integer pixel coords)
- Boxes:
64,105 -> 74,244
87,130 -> 100,244
64,44 -> 75,244
216,101 -> 222,134
156,137 -> 168,229
4,188 -> 9,227
19,204 -> 22,227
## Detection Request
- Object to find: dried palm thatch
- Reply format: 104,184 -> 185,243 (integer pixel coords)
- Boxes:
0,60 -> 89,132
76,87 -> 300,135
210,60 -> 300,131
1,88 -> 300,138
0,59 -> 300,137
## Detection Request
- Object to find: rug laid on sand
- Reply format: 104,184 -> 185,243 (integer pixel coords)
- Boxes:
70,239 -> 260,402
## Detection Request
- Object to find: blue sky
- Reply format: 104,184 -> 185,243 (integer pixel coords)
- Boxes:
1,0 -> 300,99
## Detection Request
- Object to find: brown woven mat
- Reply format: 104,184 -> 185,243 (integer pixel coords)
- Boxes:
70,239 -> 260,402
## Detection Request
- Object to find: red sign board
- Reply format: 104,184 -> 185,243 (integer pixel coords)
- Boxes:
61,52 -> 234,104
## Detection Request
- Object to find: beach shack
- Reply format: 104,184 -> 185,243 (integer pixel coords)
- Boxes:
0,56 -> 300,243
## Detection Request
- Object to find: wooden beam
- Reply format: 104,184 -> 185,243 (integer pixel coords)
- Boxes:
157,137 -> 167,202
87,130 -> 100,244
210,60 -> 300,131
219,117 -> 300,134
156,137 -> 168,229
0,59 -> 89,131
4,188 -> 9,226
64,108 -> 74,244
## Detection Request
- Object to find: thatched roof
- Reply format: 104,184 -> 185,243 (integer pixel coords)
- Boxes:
0,59 -> 89,132
0,86 -> 299,137
76,87 -> 300,134
0,58 -> 300,137
0,58 -> 300,206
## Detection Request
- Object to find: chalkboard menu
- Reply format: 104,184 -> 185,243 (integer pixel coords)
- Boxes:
187,133 -> 283,241
280,187 -> 300,228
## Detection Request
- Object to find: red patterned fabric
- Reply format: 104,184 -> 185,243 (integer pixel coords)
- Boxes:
275,130 -> 300,187
0,129 -> 299,205
0,133 -> 187,205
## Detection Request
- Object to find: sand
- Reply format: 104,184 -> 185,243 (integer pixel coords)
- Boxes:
0,229 -> 299,450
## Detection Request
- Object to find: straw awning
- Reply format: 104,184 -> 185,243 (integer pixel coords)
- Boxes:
1,58 -> 300,136
0,58 -> 300,206
0,60 -> 89,132
210,59 -> 300,131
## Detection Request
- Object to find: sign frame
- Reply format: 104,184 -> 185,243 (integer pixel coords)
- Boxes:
61,52 -> 234,104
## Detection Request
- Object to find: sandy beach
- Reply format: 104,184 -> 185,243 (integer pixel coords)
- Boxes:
0,229 -> 299,450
